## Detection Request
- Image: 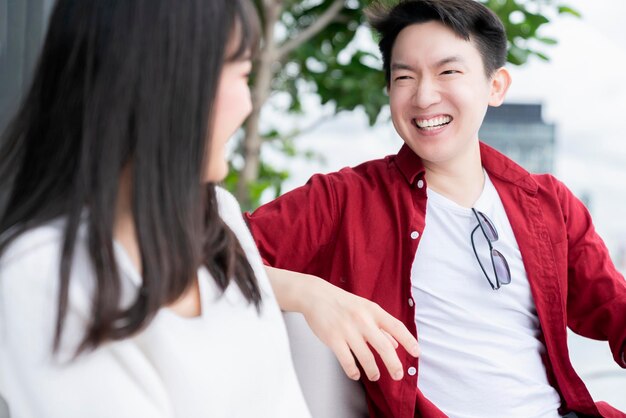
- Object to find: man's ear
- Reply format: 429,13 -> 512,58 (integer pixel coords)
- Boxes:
488,67 -> 512,107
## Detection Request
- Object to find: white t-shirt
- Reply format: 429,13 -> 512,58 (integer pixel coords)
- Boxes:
0,187 -> 311,418
411,173 -> 562,418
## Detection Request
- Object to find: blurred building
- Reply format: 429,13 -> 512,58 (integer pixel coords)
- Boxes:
0,0 -> 54,132
479,103 -> 556,174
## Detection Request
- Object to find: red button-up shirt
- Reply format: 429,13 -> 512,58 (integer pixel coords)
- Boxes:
246,143 -> 626,418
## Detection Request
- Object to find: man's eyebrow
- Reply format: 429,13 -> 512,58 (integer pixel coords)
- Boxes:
436,55 -> 465,66
390,62 -> 415,72
390,56 -> 465,71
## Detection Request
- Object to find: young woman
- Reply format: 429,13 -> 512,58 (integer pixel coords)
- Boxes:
0,1 -> 311,416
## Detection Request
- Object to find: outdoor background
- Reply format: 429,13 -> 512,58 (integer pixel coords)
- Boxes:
1,0 -> 625,409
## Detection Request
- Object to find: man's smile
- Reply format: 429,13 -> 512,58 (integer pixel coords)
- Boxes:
412,114 -> 453,131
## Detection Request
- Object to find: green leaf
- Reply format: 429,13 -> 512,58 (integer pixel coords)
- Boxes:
532,51 -> 550,61
557,5 -> 582,18
537,36 -> 558,45
507,45 -> 531,66
524,12 -> 550,27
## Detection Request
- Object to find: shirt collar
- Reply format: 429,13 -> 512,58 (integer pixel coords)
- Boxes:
392,141 -> 538,194
394,144 -> 426,187
479,142 -> 538,194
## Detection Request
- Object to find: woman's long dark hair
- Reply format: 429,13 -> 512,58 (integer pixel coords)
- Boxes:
0,0 -> 262,354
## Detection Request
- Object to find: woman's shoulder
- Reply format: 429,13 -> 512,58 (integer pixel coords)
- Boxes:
215,186 -> 241,213
0,220 -> 66,272
214,186 -> 247,235
213,186 -> 271,287
0,222 -> 70,343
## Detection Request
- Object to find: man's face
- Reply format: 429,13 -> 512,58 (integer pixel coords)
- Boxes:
388,21 -> 508,168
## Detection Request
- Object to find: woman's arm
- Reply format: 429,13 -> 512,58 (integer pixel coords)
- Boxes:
265,265 -> 420,382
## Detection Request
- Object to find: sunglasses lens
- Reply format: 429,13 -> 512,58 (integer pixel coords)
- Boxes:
492,249 -> 511,284
478,212 -> 498,241
471,208 -> 511,289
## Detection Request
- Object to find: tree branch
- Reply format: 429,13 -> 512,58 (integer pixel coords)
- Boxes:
276,0 -> 345,60
236,0 -> 283,206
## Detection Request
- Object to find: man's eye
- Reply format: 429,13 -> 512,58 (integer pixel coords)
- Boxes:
394,75 -> 412,81
441,70 -> 460,75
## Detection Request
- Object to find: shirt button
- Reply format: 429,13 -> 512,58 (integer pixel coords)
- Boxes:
416,179 -> 424,189
410,231 -> 420,240
407,366 -> 417,376
408,298 -> 414,307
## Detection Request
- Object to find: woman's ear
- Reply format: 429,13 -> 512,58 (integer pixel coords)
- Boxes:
488,67 -> 512,107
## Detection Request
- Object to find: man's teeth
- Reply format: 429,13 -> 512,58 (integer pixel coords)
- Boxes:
415,116 -> 452,129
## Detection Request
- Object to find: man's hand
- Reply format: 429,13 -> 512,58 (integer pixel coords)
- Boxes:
265,266 -> 420,381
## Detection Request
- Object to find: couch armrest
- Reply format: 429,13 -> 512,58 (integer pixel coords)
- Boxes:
0,392 -> 9,418
283,312 -> 369,418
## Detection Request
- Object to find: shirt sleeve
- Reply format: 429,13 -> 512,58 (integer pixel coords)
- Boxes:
245,173 -> 339,274
556,179 -> 626,368
0,235 -> 171,418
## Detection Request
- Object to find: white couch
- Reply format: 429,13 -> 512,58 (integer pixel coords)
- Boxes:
283,312 -> 369,418
0,393 -> 8,418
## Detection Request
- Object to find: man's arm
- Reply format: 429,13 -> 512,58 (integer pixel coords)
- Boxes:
557,179 -> 626,367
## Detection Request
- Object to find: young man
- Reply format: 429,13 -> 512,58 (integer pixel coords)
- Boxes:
247,0 -> 626,416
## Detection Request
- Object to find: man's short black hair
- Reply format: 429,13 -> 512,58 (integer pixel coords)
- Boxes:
367,0 -> 507,82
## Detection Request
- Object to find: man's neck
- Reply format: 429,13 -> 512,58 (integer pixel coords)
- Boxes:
423,143 -> 484,208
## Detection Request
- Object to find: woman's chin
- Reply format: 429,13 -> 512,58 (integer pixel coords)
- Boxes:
204,161 -> 229,183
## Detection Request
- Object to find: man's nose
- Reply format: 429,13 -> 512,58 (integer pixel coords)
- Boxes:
412,79 -> 442,109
